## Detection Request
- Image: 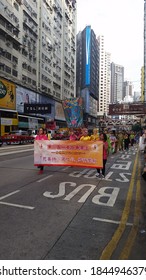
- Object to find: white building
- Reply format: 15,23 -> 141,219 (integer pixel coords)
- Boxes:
111,62 -> 124,103
97,35 -> 111,117
0,0 -> 77,101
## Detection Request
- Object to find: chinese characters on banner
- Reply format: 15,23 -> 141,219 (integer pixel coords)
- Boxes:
34,140 -> 103,168
62,97 -> 83,128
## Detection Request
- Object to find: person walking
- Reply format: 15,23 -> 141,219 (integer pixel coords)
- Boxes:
96,132 -> 108,178
124,133 -> 130,150
35,127 -> 48,174
90,128 -> 99,141
69,128 -> 79,140
80,128 -> 91,141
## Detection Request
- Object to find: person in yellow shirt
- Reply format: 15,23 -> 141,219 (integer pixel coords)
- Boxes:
80,128 -> 91,141
90,128 -> 99,141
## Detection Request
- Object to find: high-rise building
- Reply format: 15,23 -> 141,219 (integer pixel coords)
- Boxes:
144,0 -> 146,101
141,66 -> 144,101
123,81 -> 133,99
97,35 -> 111,117
76,26 -> 99,127
111,62 -> 124,103
0,0 -> 77,133
0,0 -> 77,100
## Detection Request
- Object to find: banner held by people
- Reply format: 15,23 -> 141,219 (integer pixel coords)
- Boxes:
34,140 -> 103,168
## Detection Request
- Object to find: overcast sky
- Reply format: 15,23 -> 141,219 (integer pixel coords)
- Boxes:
77,0 -> 144,92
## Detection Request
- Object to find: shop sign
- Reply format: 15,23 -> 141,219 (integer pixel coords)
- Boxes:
24,103 -> 51,114
0,79 -> 16,110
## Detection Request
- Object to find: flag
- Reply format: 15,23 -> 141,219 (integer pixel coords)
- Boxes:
62,97 -> 83,128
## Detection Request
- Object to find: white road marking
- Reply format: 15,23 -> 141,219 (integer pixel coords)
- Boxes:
62,167 -> 70,171
37,174 -> 53,183
0,190 -> 20,200
0,149 -> 33,156
93,217 -> 133,226
0,190 -> 35,210
0,144 -> 33,150
0,201 -> 34,210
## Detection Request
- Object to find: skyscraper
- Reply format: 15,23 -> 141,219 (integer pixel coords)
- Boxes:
76,26 -> 99,127
144,0 -> 146,101
111,62 -> 124,103
97,35 -> 111,117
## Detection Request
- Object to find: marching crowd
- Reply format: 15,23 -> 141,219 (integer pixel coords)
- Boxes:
35,126 -> 146,177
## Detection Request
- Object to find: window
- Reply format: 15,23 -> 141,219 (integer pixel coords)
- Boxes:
6,52 -> 11,60
14,2 -> 19,11
5,66 -> 11,74
12,69 -> 18,77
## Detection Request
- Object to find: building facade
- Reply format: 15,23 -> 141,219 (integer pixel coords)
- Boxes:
76,26 -> 99,128
111,62 -> 124,103
144,0 -> 146,102
123,81 -> 133,100
97,35 -> 111,117
0,0 -> 77,135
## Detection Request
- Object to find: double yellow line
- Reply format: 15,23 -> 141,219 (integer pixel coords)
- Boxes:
100,150 -> 141,260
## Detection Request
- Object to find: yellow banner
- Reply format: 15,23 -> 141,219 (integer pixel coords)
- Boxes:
0,79 -> 16,110
34,140 -> 103,168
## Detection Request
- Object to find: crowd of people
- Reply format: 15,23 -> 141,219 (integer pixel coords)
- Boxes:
35,126 -> 146,177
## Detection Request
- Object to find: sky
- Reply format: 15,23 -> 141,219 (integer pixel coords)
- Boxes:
77,0 -> 144,92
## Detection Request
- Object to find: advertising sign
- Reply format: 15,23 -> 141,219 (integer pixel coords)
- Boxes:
16,86 -> 37,113
55,101 -> 66,121
85,26 -> 91,86
0,79 -> 16,110
109,103 -> 146,115
62,97 -> 83,128
34,140 -> 103,168
24,103 -> 51,114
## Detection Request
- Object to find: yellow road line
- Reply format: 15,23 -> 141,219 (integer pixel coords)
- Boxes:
100,151 -> 139,260
119,161 -> 141,259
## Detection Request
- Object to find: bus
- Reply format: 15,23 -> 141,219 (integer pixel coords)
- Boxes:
0,109 -> 18,136
18,114 -> 45,132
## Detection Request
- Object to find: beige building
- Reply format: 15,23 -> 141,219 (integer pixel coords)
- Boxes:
0,0 -> 76,101
141,66 -> 144,101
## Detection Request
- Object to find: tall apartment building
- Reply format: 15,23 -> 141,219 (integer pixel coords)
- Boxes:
111,62 -> 124,103
123,81 -> 133,99
141,66 -> 144,101
144,0 -> 146,102
76,26 -> 99,128
0,0 -> 77,133
97,35 -> 111,117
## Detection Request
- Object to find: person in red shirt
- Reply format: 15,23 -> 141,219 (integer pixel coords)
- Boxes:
35,127 -> 48,174
96,132 -> 108,178
69,128 -> 79,140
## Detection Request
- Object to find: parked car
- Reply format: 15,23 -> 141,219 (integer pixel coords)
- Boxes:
2,130 -> 34,145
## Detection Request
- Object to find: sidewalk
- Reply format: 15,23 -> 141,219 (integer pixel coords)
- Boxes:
129,151 -> 146,260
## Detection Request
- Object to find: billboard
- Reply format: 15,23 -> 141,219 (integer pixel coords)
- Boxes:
85,26 -> 91,86
55,101 -> 66,121
16,86 -> 37,113
0,79 -> 16,110
109,103 -> 146,115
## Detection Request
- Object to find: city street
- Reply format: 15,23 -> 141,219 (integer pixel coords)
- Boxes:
0,143 -> 146,260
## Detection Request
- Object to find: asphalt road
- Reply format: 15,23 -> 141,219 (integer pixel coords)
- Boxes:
0,143 -> 146,260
